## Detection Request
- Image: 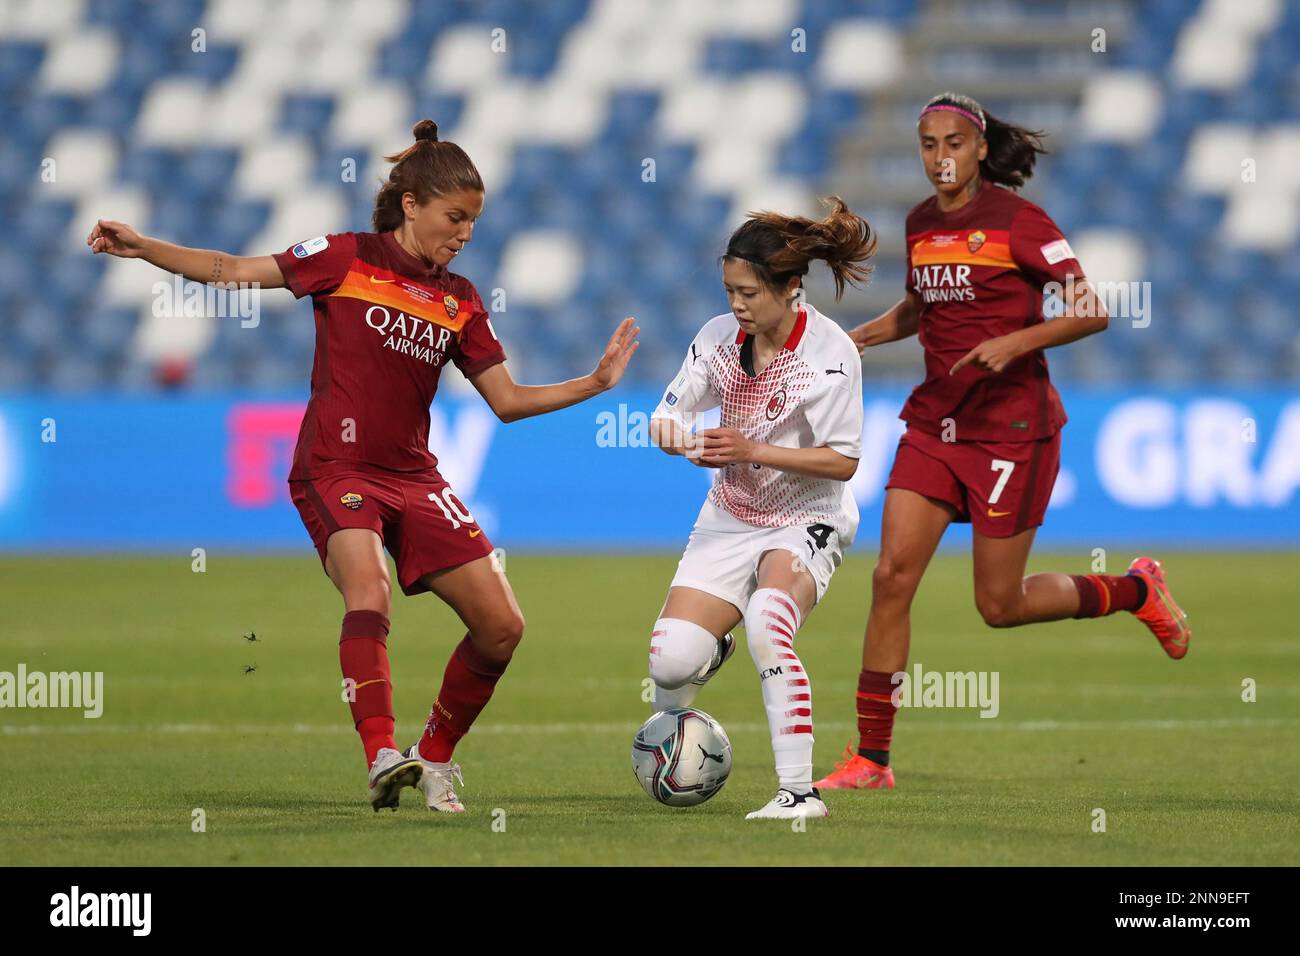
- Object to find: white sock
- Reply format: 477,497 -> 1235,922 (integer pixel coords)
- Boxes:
648,618 -> 717,710
744,587 -> 813,793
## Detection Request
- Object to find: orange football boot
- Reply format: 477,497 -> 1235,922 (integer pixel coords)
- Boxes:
1127,556 -> 1191,659
814,745 -> 895,790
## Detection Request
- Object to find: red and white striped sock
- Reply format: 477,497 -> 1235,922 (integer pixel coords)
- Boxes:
744,587 -> 813,793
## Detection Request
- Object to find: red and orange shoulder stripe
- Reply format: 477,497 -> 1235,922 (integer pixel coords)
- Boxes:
904,186 -> 1039,272
329,245 -> 480,333
907,226 -> 1015,270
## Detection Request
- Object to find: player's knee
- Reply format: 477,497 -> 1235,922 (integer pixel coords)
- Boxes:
477,609 -> 525,661
648,618 -> 715,689
872,559 -> 920,606
344,577 -> 391,617
975,593 -> 1021,628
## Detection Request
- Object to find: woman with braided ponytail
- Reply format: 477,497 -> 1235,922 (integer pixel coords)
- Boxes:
644,197 -> 875,819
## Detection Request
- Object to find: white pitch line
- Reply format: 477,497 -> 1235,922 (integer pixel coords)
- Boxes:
2,716 -> 1298,736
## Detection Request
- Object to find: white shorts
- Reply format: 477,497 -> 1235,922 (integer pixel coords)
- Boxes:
670,500 -> 847,613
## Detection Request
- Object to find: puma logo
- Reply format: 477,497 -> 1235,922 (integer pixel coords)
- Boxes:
825,362 -> 847,376
690,344 -> 700,364
697,744 -> 725,769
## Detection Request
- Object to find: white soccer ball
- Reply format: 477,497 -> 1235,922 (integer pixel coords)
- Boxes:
631,708 -> 732,807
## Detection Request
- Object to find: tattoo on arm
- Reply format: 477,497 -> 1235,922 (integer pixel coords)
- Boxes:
210,255 -> 224,283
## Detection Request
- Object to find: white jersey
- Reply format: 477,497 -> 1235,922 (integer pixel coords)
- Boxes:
652,304 -> 863,544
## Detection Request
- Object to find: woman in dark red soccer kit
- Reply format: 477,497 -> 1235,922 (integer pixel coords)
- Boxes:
88,121 -> 639,812
815,93 -> 1192,791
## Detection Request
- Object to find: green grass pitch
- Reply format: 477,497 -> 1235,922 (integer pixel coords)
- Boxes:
1,552 -> 1297,866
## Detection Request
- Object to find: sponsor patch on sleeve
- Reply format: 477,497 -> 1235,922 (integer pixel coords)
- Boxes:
1039,238 -> 1074,265
292,236 -> 330,259
664,392 -> 678,407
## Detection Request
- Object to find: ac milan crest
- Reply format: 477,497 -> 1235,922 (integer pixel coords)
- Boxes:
766,389 -> 787,421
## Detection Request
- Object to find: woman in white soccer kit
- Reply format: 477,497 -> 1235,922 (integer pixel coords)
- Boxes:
647,199 -> 875,819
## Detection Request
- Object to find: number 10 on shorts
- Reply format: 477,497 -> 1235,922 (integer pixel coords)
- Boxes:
428,487 -> 475,529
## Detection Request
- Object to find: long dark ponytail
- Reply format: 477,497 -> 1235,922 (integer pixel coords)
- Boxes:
723,196 -> 876,301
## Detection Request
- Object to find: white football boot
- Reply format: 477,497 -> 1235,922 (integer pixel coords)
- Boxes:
367,747 -> 424,812
403,744 -> 466,813
745,787 -> 829,819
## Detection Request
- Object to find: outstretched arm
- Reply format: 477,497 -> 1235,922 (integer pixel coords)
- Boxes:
847,292 -> 922,355
469,317 -> 639,423
87,219 -> 286,288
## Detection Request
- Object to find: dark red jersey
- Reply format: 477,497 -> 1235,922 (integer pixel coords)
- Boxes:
273,231 -> 506,480
900,181 -> 1079,442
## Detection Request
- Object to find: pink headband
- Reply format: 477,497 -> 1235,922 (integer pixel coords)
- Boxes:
920,103 -> 986,134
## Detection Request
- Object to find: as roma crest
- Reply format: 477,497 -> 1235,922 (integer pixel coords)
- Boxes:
339,492 -> 363,511
443,294 -> 460,320
967,230 -> 987,254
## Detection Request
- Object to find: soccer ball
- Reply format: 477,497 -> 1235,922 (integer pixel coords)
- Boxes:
631,708 -> 732,807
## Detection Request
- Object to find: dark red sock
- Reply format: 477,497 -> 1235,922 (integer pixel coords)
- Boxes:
856,668 -> 898,761
357,716 -> 396,768
1070,574 -> 1146,618
340,610 -> 395,767
419,634 -> 509,763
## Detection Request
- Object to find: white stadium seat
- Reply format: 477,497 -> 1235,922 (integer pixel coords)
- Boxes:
1183,124 -> 1256,194
205,81 -> 281,147
0,0 -> 84,39
336,0 -> 408,45
528,81 -> 608,146
1171,20 -> 1255,90
728,73 -> 807,144
1071,229 -> 1146,285
1225,192 -> 1299,252
1255,126 -> 1300,195
694,137 -> 774,194
497,230 -> 583,307
226,37 -> 303,94
205,0 -> 271,42
41,129 -> 119,198
1078,72 -> 1163,144
329,81 -> 413,150
134,78 -> 212,148
38,27 -> 118,94
426,23 -> 507,93
234,136 -> 317,199
658,79 -> 729,143
816,20 -> 902,91
244,188 -> 349,256
293,36 -> 379,94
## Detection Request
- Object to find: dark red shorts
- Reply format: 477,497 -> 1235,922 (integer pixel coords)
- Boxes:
885,427 -> 1061,538
289,470 -> 495,596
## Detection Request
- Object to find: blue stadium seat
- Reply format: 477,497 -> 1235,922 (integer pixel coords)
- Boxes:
0,0 -> 1290,393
